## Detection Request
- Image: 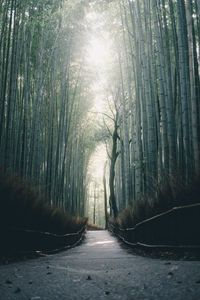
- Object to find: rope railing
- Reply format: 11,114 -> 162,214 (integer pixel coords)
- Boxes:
108,203 -> 200,249
118,203 -> 200,231
34,224 -> 87,254
11,224 -> 86,237
109,223 -> 200,249
1,223 -> 87,254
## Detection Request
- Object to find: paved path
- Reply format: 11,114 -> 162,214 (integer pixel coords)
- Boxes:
0,231 -> 200,300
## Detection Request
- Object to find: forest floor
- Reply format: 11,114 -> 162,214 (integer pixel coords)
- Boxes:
0,231 -> 200,300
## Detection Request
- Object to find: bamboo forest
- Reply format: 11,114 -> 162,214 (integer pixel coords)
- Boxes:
0,0 -> 200,229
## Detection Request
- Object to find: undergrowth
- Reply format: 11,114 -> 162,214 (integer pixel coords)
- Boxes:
87,222 -> 104,231
0,173 -> 87,235
115,175 -> 200,229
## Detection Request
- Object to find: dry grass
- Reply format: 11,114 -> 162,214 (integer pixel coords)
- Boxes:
0,173 -> 87,235
117,175 -> 200,229
87,222 -> 104,231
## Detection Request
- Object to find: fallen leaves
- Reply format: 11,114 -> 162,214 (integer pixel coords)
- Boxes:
196,280 -> 200,284
14,287 -> 21,293
5,279 -> 12,284
105,291 -> 110,295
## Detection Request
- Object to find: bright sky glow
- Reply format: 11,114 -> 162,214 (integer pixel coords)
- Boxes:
85,11 -> 110,183
85,34 -> 113,117
84,10 -> 113,226
89,80 -> 108,114
87,143 -> 108,226
86,37 -> 111,67
88,144 -> 107,180
85,11 -> 114,117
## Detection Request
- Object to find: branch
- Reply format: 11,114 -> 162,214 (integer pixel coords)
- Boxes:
103,118 -> 112,137
107,96 -> 115,119
127,28 -> 134,39
116,151 -> 121,158
88,111 -> 115,122
117,133 -> 121,140
105,141 -> 111,160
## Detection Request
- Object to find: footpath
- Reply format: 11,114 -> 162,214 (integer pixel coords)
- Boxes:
0,231 -> 200,299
